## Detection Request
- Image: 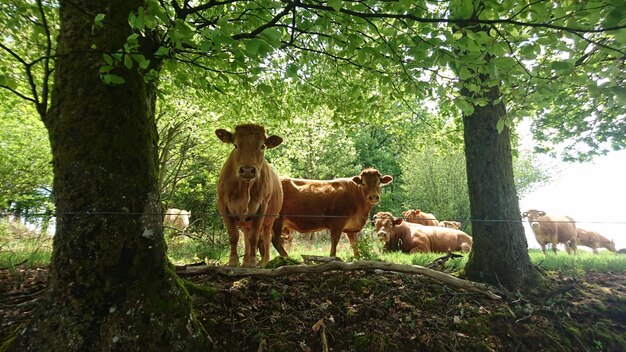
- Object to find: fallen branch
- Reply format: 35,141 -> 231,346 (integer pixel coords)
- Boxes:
177,260 -> 501,299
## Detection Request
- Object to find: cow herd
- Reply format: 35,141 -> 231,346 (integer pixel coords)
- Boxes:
165,123 -> 619,267
522,209 -> 616,255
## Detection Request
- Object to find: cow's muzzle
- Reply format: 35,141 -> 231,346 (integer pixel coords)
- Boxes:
377,230 -> 389,242
238,166 -> 258,181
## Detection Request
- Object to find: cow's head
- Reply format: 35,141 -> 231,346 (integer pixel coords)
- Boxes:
352,168 -> 393,205
607,239 -> 617,252
373,212 -> 402,243
216,124 -> 282,183
522,209 -> 546,222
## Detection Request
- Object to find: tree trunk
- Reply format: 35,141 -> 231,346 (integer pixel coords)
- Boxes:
9,1 -> 209,351
462,84 -> 541,291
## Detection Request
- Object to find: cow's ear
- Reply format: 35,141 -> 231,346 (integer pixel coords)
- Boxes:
522,212 -> 528,218
393,218 -> 403,225
215,129 -> 233,144
352,176 -> 363,185
265,135 -> 283,149
380,175 -> 393,185
538,211 -> 546,216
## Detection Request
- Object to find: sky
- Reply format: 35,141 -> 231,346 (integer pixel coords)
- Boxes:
519,149 -> 626,252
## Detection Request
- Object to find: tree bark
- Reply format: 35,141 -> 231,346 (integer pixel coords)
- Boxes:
462,84 -> 541,291
9,1 -> 209,351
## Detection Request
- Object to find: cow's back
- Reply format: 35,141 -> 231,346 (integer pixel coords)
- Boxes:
552,215 -> 577,242
280,177 -> 365,232
415,225 -> 471,252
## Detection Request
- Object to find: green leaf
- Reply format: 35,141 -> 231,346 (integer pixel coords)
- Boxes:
245,39 -> 262,56
328,0 -> 342,12
614,87 -> 626,104
108,74 -> 126,85
286,63 -> 299,78
260,28 -> 283,47
123,55 -> 133,69
94,13 -> 105,27
496,118 -> 505,133
454,98 -> 474,115
257,83 -> 272,94
551,60 -> 573,72
154,46 -> 170,57
103,53 -> 114,65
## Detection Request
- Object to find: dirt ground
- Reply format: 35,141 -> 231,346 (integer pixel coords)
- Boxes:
1,263 -> 625,352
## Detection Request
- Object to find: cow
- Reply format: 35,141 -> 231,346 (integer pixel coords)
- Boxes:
271,168 -> 393,258
373,212 -> 472,253
438,220 -> 462,230
522,209 -> 577,255
216,124 -> 283,267
576,228 -> 616,254
163,208 -> 191,231
402,209 -> 439,226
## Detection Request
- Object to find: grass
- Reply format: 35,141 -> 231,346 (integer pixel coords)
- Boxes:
0,220 -> 52,271
3,219 -> 626,276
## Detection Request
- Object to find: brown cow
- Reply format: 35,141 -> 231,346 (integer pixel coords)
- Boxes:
216,124 -> 283,267
522,209 -> 577,255
576,228 -> 616,254
272,168 -> 393,258
373,212 -> 472,253
402,209 -> 439,226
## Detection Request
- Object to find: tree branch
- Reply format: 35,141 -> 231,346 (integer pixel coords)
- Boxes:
177,260 -> 502,299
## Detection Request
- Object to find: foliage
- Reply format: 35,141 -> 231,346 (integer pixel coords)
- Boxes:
0,96 -> 52,216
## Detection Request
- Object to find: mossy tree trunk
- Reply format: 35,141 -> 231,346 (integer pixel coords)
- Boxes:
462,83 -> 540,291
9,1 -> 209,351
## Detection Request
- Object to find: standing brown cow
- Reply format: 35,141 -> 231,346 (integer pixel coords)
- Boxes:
576,228 -> 616,254
522,209 -> 577,255
272,168 -> 393,258
216,124 -> 283,267
373,212 -> 472,253
402,209 -> 439,226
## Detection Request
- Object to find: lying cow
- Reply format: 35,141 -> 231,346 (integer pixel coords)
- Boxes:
402,209 -> 438,226
522,209 -> 577,255
373,212 -> 472,253
163,208 -> 191,231
272,168 -> 393,258
438,220 -> 461,230
216,124 -> 283,267
576,228 -> 616,254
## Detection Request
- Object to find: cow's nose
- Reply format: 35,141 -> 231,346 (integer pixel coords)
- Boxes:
377,231 -> 388,241
239,166 -> 257,179
368,194 -> 380,202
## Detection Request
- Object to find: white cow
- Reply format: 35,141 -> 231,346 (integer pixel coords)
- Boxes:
164,208 -> 191,231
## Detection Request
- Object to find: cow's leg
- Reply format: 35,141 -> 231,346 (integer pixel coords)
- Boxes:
346,232 -> 360,258
329,228 -> 342,257
569,240 -> 577,255
564,242 -> 572,255
258,222 -> 273,265
271,218 -> 289,257
240,227 -> 256,267
540,243 -> 547,255
223,216 -> 240,267
592,245 -> 598,254
551,240 -> 559,254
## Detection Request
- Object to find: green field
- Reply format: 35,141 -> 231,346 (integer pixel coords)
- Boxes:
3,223 -> 626,276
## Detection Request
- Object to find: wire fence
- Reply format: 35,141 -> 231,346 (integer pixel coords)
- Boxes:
4,211 -> 626,227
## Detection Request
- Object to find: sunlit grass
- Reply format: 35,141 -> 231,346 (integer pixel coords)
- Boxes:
3,219 -> 626,277
0,220 -> 52,270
